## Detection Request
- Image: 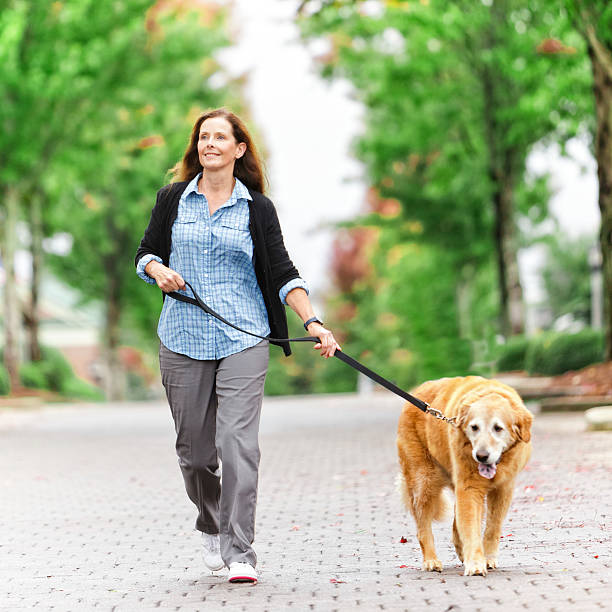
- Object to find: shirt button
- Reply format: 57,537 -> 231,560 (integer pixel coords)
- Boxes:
204,250 -> 208,254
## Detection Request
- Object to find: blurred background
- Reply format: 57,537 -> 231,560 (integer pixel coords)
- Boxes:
0,0 -> 610,403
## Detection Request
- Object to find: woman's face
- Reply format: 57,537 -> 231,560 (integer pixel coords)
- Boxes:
197,116 -> 246,173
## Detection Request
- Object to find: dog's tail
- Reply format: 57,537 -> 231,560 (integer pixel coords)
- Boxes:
395,472 -> 452,522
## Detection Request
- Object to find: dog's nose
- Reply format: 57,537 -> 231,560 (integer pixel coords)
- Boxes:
476,452 -> 489,463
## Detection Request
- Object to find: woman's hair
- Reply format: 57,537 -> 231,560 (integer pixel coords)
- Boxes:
171,108 -> 266,194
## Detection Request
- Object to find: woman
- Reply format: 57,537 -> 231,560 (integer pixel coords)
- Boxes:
135,108 -> 339,584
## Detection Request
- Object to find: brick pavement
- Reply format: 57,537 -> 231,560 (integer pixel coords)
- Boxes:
1,393 -> 610,611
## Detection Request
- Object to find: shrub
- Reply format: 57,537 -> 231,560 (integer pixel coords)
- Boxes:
17,346 -> 106,400
496,336 -> 530,372
525,329 -> 605,376
18,347 -> 74,392
61,377 -> 104,401
40,346 -> 73,392
311,356 -> 358,394
0,364 -> 10,395
19,361 -> 48,389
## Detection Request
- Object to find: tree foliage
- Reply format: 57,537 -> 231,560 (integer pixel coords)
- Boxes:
0,0 -> 232,396
540,233 -> 593,325
298,0 -> 595,383
565,0 -> 612,358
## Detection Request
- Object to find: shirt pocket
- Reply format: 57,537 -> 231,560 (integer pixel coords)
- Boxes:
175,212 -> 198,224
173,212 -> 200,245
216,221 -> 251,253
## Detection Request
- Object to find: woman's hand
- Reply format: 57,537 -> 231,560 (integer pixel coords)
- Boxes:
307,322 -> 341,358
145,260 -> 186,293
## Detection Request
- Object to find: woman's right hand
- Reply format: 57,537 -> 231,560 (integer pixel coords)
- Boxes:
145,260 -> 186,292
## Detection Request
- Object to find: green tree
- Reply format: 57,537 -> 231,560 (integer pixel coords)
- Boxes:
0,0 -> 230,396
565,0 -> 612,359
323,220 -> 477,389
540,233 -> 593,324
44,4 -> 230,399
299,0 -> 591,345
1,0 -> 153,389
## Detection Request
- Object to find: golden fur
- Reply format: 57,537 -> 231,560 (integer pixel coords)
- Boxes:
397,376 -> 533,576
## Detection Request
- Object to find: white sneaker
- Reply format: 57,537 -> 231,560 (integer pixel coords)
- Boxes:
228,562 -> 258,583
201,532 -> 224,571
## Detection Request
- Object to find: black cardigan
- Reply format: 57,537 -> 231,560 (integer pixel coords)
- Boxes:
135,181 -> 301,356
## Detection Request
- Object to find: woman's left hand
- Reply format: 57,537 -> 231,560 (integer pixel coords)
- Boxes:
307,323 -> 341,358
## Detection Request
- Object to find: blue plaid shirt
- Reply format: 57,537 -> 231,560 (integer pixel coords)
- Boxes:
137,174 -> 308,359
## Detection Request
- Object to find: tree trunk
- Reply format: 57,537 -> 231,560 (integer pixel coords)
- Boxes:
589,41 -> 612,360
492,175 -> 525,337
103,268 -> 125,401
481,53 -> 525,338
26,192 -> 43,361
2,188 -> 22,391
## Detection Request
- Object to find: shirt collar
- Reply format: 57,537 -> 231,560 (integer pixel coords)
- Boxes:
181,173 -> 252,203
180,173 -> 200,201
233,177 -> 253,202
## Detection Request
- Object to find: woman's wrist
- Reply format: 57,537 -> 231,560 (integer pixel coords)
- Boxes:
145,260 -> 162,278
304,316 -> 323,331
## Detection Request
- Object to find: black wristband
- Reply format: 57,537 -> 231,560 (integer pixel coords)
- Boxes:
304,316 -> 322,331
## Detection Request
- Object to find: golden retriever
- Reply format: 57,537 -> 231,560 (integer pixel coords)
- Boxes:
396,376 -> 533,576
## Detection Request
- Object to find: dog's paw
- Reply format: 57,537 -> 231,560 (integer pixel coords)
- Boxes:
463,558 -> 488,576
422,558 -> 443,572
486,557 -> 498,570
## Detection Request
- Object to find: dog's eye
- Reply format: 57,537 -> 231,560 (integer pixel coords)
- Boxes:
493,424 -> 503,433
471,424 -> 479,432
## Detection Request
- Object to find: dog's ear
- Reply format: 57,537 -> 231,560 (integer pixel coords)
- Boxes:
455,404 -> 470,429
512,408 -> 533,443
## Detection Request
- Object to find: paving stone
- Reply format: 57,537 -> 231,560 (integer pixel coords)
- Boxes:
1,395 -> 610,611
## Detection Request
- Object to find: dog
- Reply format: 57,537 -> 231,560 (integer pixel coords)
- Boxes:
396,376 -> 533,576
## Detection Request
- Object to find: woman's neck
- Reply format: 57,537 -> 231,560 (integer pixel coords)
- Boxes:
199,170 -> 235,197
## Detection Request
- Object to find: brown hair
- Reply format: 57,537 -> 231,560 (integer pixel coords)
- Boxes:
171,108 -> 266,194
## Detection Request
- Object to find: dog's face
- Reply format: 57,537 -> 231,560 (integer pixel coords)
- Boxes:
457,393 -> 532,479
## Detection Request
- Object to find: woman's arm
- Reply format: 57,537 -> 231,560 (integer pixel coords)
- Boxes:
136,184 -> 185,292
285,287 -> 340,358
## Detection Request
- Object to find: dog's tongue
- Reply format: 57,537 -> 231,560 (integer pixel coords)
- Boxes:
478,463 -> 497,479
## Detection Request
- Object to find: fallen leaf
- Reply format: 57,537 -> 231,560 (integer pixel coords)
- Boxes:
290,525 -> 300,531
594,555 -> 599,559
400,536 -> 408,543
399,564 -> 408,568
330,578 -> 345,583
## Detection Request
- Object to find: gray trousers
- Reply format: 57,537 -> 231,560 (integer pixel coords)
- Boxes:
159,341 -> 269,567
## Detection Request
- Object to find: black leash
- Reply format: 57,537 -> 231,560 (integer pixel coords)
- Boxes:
167,282 -> 455,424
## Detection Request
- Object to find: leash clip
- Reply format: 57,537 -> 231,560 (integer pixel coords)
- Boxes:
425,405 -> 457,427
